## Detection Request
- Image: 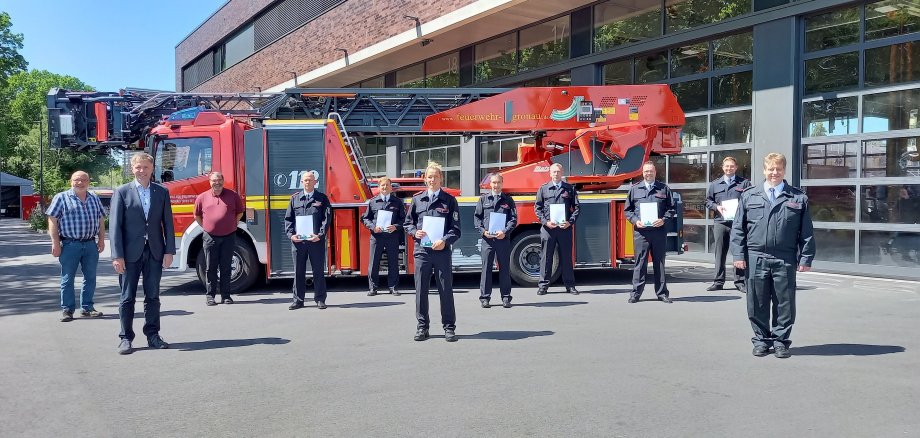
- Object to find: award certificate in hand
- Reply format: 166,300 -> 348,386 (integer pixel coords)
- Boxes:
721,199 -> 739,221
296,215 -> 315,238
639,203 -> 658,226
375,210 -> 393,231
487,212 -> 506,234
421,216 -> 445,247
549,204 -> 566,224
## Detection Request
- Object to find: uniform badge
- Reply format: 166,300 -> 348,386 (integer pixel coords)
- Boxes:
735,187 -> 745,191
655,193 -> 667,199
785,201 -> 801,209
500,203 -> 509,209
436,207 -> 449,214
453,211 -> 459,221
312,201 -> 323,207
561,192 -> 569,198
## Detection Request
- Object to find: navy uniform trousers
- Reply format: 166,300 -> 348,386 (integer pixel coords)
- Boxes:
415,247 -> 456,330
480,237 -> 512,300
631,228 -> 669,299
369,233 -> 400,290
292,239 -> 327,304
538,227 -> 575,288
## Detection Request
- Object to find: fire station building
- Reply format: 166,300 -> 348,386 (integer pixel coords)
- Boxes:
177,0 -> 920,278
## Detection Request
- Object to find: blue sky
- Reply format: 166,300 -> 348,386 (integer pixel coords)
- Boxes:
4,0 -> 228,91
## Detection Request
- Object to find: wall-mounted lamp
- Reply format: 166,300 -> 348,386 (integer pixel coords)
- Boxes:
335,48 -> 349,65
287,71 -> 297,86
404,15 -> 422,37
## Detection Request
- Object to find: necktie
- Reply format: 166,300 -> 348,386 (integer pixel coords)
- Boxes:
383,195 -> 388,203
768,187 -> 776,204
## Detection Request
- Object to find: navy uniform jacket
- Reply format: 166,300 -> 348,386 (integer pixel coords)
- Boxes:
534,181 -> 580,225
473,192 -> 518,236
284,190 -> 332,238
361,194 -> 406,234
625,180 -> 675,229
705,175 -> 751,222
730,181 -> 816,266
404,190 -> 461,246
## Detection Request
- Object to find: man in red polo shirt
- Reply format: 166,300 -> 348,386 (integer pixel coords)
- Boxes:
194,171 -> 245,306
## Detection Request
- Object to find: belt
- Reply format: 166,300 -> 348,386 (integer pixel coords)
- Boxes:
61,237 -> 95,242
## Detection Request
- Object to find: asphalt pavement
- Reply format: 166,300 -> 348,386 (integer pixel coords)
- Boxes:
0,218 -> 918,437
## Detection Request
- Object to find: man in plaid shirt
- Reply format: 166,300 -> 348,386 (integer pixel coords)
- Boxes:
46,171 -> 107,322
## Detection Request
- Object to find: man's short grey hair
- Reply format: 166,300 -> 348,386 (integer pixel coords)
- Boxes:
130,152 -> 154,165
549,163 -> 564,171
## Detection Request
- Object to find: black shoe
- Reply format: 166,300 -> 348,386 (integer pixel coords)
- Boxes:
628,297 -> 638,303
147,335 -> 170,349
289,301 -> 304,310
567,287 -> 579,295
60,310 -> 74,322
414,328 -> 429,341
502,297 -> 512,308
774,344 -> 791,359
536,287 -> 548,296
367,288 -> 378,296
117,339 -> 133,355
316,301 -> 327,310
444,329 -> 457,342
706,284 -> 723,292
736,283 -> 747,294
222,297 -> 234,305
752,346 -> 769,357
658,296 -> 673,303
480,299 -> 490,308
206,296 -> 217,306
389,287 -> 400,296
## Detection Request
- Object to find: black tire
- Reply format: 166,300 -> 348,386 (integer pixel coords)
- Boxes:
509,230 -> 560,287
196,236 -> 260,294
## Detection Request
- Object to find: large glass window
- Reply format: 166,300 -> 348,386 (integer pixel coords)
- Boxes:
804,6 -> 861,52
712,71 -> 753,107
710,149 -> 752,181
481,136 -> 529,176
859,230 -> 920,267
426,53 -> 460,88
682,115 -> 709,147
813,229 -> 856,263
396,63 -> 425,88
675,188 -> 707,219
865,42 -> 920,88
360,76 -> 385,88
602,59 -> 633,85
669,153 -> 708,184
804,52 -> 860,95
593,0 -> 661,52
475,34 -> 517,83
519,16 -> 570,72
863,88 -> 920,132
711,110 -> 752,145
865,0 -> 920,40
803,142 -> 858,179
671,79 -> 708,112
712,32 -> 753,69
401,137 -> 462,189
670,43 -> 709,78
356,137 -> 388,177
804,185 -> 857,222
665,0 -> 751,33
223,24 -> 254,70
635,51 -> 668,84
862,184 -> 920,224
154,137 -> 213,183
802,97 -> 859,137
862,137 -> 920,178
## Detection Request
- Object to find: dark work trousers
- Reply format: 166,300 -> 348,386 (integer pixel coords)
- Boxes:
203,231 -> 235,300
712,221 -> 745,287
747,255 -> 797,348
118,244 -> 163,342
369,233 -> 400,290
292,239 -> 327,304
538,227 -> 575,288
480,237 -> 512,300
631,229 -> 668,299
414,247 -> 456,330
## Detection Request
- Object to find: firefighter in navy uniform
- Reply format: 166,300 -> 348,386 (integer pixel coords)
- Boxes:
284,170 -> 332,310
404,163 -> 462,342
625,161 -> 676,303
731,153 -> 815,359
705,156 -> 752,293
474,173 -> 518,309
362,176 -> 406,296
534,163 -> 580,295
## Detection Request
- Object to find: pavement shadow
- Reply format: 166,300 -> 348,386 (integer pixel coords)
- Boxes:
789,343 -> 906,356
459,330 -> 555,341
581,288 -> 631,295
673,295 -> 741,302
331,301 -> 404,309
171,337 -> 291,351
238,298 -> 291,305
513,301 -> 588,308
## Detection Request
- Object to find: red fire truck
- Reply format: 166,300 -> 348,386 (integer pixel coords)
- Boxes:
47,86 -> 685,293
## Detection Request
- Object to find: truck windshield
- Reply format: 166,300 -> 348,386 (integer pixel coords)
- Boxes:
154,137 -> 214,183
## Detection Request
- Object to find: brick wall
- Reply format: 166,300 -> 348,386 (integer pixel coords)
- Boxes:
178,0 -> 477,92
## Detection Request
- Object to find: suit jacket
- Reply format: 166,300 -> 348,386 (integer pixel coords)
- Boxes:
109,180 -> 176,262
404,190 -> 461,246
361,194 -> 406,237
474,192 -> 517,236
705,175 -> 751,223
534,181 -> 580,226
284,190 -> 332,239
625,180 -> 675,233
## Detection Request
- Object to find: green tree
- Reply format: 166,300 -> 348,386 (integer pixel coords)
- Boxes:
0,12 -> 27,88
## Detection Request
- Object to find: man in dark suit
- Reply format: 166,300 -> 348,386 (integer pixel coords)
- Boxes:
474,173 -> 517,308
362,176 -> 405,296
534,162 -> 580,295
625,161 -> 676,303
110,152 -> 175,355
405,162 -> 461,342
705,156 -> 751,292
285,170 -> 332,310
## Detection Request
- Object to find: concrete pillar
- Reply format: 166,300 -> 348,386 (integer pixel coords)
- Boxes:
460,136 -> 479,196
752,17 -> 798,184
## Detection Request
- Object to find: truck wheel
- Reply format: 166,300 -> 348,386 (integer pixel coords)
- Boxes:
196,237 -> 260,294
509,230 -> 560,287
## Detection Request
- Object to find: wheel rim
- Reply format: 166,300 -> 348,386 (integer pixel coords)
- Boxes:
229,252 -> 243,283
518,243 -> 542,277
